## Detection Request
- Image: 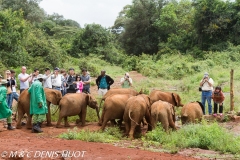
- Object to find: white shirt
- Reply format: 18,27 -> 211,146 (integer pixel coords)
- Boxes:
51,74 -> 62,87
201,78 -> 214,91
18,73 -> 29,89
43,74 -> 52,88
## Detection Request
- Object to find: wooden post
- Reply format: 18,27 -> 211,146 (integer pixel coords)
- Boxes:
230,69 -> 234,111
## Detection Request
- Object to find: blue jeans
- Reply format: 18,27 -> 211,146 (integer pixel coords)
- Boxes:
201,91 -> 212,115
7,93 -> 13,109
12,92 -> 19,102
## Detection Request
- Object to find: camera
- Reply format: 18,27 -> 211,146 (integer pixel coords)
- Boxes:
126,76 -> 129,78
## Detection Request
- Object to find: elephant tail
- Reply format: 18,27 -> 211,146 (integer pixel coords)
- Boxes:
129,111 -> 140,125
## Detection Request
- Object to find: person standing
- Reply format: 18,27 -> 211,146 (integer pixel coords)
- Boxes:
42,68 -> 52,89
6,70 -> 14,109
80,69 -> 91,93
120,72 -> 133,88
29,68 -> 39,84
75,75 -> 83,93
28,74 -> 48,133
0,76 -> 15,130
96,70 -> 114,96
199,72 -> 214,115
66,68 -> 76,93
51,67 -> 62,91
212,86 -> 225,117
10,70 -> 19,106
18,66 -> 32,94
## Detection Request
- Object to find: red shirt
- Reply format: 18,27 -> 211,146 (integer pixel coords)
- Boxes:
211,91 -> 225,103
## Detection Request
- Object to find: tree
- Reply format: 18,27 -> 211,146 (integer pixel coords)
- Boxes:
113,0 -> 167,55
0,9 -> 29,67
193,0 -> 234,51
69,24 -> 112,57
1,0 -> 45,23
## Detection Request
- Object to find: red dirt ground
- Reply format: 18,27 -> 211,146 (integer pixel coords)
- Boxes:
0,71 -> 239,160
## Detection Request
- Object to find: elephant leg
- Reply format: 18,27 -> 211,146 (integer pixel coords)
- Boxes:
81,109 -> 87,127
169,117 -> 176,130
129,121 -> 137,140
46,101 -> 52,126
98,109 -> 105,126
150,117 -> 156,130
64,117 -> 70,127
145,111 -> 152,131
124,121 -> 130,137
56,113 -> 63,128
16,107 -> 24,129
26,113 -> 32,129
101,117 -> 109,131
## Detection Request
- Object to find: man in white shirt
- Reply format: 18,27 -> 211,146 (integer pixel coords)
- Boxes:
18,66 -> 32,94
51,67 -> 62,91
200,72 -> 214,115
42,68 -> 52,88
120,72 -> 133,88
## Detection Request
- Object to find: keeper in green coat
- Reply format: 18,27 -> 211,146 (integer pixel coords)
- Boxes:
0,75 -> 15,130
28,74 -> 48,133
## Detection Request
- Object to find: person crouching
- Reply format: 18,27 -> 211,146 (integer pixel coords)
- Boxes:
0,76 -> 15,130
211,86 -> 225,117
28,74 -> 48,133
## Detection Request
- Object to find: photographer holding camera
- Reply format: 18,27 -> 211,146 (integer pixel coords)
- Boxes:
199,72 -> 214,115
120,72 -> 132,88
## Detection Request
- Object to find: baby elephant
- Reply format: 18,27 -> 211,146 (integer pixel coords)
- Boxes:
181,101 -> 204,124
99,94 -> 133,130
56,93 -> 99,128
151,100 -> 176,131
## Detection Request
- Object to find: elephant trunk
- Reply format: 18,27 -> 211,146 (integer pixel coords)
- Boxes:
95,107 -> 100,121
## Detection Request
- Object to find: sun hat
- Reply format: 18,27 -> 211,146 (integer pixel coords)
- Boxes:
37,74 -> 44,79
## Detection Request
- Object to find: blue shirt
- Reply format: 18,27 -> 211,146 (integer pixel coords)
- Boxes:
99,76 -> 108,89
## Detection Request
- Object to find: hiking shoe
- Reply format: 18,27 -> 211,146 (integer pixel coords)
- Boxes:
219,113 -> 223,117
213,113 -> 217,117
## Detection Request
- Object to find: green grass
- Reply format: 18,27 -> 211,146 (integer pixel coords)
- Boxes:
142,121 -> 240,154
59,127 -> 123,143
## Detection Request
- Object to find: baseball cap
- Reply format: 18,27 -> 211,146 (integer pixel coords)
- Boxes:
69,68 -> 74,71
54,67 -> 60,71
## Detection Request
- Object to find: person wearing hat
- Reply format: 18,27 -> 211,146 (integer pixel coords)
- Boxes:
28,74 -> 48,133
66,68 -> 76,93
120,72 -> 133,88
51,67 -> 62,91
96,70 -> 114,96
0,76 -> 15,130
199,72 -> 214,115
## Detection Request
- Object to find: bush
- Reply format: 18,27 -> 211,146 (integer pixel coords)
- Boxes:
59,127 -> 122,143
143,121 -> 240,154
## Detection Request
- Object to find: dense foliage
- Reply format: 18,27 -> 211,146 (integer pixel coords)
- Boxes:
1,0 -> 240,77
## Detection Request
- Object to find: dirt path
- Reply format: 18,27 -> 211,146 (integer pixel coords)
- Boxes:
0,121 -> 198,160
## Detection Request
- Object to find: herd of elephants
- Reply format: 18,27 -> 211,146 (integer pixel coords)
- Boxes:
16,88 -> 204,139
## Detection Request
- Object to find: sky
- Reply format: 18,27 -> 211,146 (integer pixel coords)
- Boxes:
39,0 -> 132,28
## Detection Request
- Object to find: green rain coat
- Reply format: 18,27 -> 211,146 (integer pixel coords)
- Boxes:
0,86 -> 12,119
28,80 -> 48,115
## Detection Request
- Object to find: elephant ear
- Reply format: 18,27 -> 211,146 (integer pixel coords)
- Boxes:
45,89 -> 58,105
170,104 -> 175,116
173,93 -> 179,106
